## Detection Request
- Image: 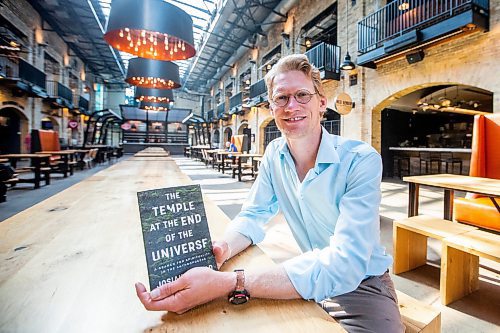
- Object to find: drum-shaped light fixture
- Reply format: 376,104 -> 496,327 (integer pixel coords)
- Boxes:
139,101 -> 171,111
104,0 -> 195,61
125,58 -> 181,89
135,87 -> 174,103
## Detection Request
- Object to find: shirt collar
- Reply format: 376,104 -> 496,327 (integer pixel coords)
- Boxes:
278,127 -> 340,166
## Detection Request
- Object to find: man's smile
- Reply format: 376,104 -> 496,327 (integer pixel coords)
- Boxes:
283,116 -> 306,122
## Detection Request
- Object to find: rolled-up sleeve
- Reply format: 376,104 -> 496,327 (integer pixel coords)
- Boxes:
226,154 -> 279,244
282,151 -> 382,302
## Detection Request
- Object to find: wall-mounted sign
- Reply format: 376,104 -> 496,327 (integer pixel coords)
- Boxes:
121,123 -> 132,130
68,120 -> 78,129
333,93 -> 355,115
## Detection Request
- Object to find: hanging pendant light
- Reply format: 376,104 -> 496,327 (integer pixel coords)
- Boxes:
139,101 -> 171,111
340,52 -> 356,71
340,0 -> 356,71
126,58 -> 181,89
104,0 -> 195,61
135,87 -> 174,103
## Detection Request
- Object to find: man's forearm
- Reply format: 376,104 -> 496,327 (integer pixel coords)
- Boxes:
224,230 -> 252,260
223,231 -> 301,300
246,266 -> 302,299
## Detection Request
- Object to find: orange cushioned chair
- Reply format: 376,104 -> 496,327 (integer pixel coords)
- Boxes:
453,114 -> 500,231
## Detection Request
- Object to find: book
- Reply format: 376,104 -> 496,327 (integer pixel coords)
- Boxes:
137,184 -> 217,290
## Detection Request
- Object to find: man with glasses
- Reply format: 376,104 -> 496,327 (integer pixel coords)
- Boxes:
136,54 -> 404,333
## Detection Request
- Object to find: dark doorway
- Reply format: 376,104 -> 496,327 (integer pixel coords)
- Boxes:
0,108 -> 21,154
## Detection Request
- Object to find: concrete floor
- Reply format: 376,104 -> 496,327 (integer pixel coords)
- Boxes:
1,155 -> 499,332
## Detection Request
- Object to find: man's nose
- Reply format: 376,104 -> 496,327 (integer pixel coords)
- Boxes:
284,95 -> 300,111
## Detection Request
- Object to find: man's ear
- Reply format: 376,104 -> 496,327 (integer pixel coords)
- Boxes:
319,96 -> 327,113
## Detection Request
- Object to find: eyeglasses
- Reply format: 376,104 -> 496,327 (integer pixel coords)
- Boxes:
271,89 -> 317,107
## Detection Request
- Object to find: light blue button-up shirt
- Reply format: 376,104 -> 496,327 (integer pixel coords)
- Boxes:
227,127 -> 393,302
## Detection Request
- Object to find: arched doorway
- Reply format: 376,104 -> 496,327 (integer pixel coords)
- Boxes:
263,119 -> 281,149
373,84 -> 493,178
212,129 -> 220,146
223,127 -> 232,145
0,107 -> 28,154
237,122 -> 248,134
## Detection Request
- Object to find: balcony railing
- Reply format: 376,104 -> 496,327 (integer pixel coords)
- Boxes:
358,0 -> 489,55
305,42 -> 341,80
217,102 -> 227,119
0,55 -> 19,78
229,92 -> 242,109
0,55 -> 46,92
79,95 -> 89,111
19,59 -> 46,88
249,78 -> 267,99
207,110 -> 214,122
46,80 -> 74,107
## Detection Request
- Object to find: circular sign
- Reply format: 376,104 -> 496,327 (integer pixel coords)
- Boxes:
333,93 -> 354,115
68,120 -> 78,129
121,123 -> 132,130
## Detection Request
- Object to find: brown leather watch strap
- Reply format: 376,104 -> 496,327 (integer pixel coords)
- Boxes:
235,269 -> 245,291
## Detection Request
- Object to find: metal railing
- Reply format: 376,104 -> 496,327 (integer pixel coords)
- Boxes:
321,120 -> 341,135
305,42 -> 341,74
264,123 -> 281,148
0,55 -> 19,78
358,0 -> 489,54
217,102 -> 226,118
230,92 -> 242,109
19,59 -> 46,88
207,110 -> 214,122
249,78 -> 267,99
79,96 -> 89,111
46,80 -> 73,102
0,55 -> 46,88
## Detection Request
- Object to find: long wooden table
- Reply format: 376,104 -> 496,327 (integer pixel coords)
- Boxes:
0,154 -> 344,332
403,174 -> 500,220
0,153 -> 52,188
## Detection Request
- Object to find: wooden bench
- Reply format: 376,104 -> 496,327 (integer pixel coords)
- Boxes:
441,229 -> 500,305
397,290 -> 441,333
393,215 -> 500,305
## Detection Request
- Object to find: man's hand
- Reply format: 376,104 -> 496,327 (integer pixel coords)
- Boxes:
212,240 -> 231,269
135,267 -> 236,314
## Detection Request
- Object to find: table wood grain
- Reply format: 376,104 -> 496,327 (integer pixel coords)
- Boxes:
0,156 -> 344,332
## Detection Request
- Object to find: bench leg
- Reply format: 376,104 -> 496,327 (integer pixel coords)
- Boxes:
393,225 -> 428,274
440,243 -> 479,305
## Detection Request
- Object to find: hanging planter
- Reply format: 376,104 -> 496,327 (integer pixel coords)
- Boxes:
125,58 -> 181,89
104,0 -> 195,61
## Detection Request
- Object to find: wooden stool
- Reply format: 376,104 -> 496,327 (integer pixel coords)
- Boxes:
393,154 -> 411,178
419,152 -> 441,174
440,153 -> 462,175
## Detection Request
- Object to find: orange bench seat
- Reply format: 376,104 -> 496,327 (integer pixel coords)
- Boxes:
454,197 -> 500,232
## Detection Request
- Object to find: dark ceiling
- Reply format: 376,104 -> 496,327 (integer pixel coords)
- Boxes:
182,0 -> 285,92
27,0 -> 126,84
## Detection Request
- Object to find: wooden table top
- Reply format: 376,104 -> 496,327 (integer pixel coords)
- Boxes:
0,153 -> 51,158
389,147 -> 472,153
0,155 -> 343,332
217,151 -> 241,155
403,174 -> 500,197
38,150 -> 77,155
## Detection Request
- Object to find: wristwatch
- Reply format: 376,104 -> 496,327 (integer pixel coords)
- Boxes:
228,269 -> 250,305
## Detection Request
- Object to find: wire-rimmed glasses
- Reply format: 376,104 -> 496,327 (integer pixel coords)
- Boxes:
271,89 -> 317,107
